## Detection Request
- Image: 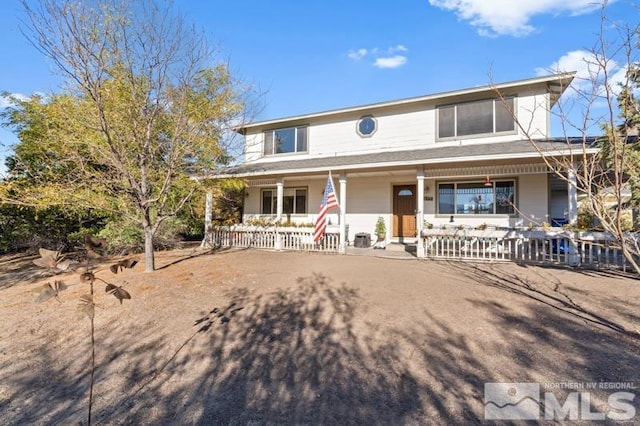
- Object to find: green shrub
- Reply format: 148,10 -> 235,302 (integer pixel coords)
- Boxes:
155,217 -> 189,246
620,212 -> 634,231
0,204 -> 108,253
97,216 -> 202,254
97,220 -> 144,254
577,209 -> 595,230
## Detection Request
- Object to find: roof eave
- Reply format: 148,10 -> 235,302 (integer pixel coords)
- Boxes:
208,146 -> 598,179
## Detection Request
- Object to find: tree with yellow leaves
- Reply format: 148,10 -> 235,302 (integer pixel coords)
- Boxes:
2,0 -> 248,271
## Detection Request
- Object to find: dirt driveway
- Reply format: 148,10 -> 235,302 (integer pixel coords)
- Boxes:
1,248 -> 639,424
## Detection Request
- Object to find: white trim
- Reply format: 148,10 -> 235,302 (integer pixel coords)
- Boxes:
276,179 -> 284,221
425,163 -> 547,178
218,148 -> 599,178
417,170 -> 426,257
567,168 -> 578,225
248,178 -> 278,187
339,175 -> 347,253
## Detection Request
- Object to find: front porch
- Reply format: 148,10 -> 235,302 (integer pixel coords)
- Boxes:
203,139 -> 610,267
234,159 -> 579,255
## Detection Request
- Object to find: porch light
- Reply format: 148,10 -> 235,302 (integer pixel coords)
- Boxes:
484,176 -> 492,187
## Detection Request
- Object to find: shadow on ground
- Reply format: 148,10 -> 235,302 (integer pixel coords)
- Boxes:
112,273 -> 425,424
446,261 -> 640,338
0,254 -> 46,289
2,267 -> 640,424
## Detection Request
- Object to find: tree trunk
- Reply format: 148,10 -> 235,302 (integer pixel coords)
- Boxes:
201,190 -> 213,248
143,226 -> 155,272
620,242 -> 640,275
142,211 -> 155,272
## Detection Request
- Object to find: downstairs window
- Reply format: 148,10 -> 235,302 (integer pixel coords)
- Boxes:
261,188 -> 307,215
437,180 -> 515,215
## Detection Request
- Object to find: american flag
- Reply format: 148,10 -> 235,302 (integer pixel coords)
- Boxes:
313,173 -> 340,242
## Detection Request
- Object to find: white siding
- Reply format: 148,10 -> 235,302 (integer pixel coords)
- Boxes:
244,133 -> 263,162
340,175 -> 395,240
515,90 -> 549,140
243,90 -> 550,163
518,173 -> 549,226
307,107 -> 434,157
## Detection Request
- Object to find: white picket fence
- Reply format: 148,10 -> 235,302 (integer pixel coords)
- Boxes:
206,225 -> 636,271
205,225 -> 341,253
421,228 -> 634,271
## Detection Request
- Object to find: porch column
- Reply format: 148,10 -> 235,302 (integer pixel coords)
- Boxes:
339,174 -> 347,254
567,169 -> 578,225
275,178 -> 284,250
276,178 -> 284,222
200,190 -> 213,249
416,169 -> 425,258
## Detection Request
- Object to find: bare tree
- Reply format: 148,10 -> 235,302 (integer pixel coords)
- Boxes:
14,0 -> 248,271
495,2 -> 640,273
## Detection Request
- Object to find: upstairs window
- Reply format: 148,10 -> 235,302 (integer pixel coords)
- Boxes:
263,126 -> 308,155
438,97 -> 515,139
356,116 -> 377,137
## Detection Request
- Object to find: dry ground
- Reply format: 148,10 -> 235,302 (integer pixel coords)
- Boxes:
0,247 -> 639,424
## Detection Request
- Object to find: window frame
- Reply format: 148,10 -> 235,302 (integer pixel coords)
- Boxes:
263,125 -> 308,156
356,115 -> 377,137
260,187 -> 308,215
436,179 -> 517,217
436,97 -> 516,141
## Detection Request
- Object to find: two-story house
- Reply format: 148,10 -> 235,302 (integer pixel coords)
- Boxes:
213,73 -> 594,255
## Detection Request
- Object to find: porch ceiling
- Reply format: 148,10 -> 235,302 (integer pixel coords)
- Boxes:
209,138 -> 598,179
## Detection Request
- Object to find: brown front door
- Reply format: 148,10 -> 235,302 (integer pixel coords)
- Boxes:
393,185 -> 417,237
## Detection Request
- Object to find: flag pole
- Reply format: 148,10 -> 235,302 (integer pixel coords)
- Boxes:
313,171 -> 340,244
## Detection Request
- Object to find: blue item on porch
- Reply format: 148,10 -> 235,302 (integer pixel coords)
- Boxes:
551,218 -> 569,227
551,239 -> 570,254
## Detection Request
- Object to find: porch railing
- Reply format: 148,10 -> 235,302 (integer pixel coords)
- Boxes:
205,224 -> 636,272
205,225 -> 341,253
421,228 -> 635,271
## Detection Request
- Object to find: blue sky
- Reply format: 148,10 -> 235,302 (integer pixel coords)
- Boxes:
0,0 -> 637,171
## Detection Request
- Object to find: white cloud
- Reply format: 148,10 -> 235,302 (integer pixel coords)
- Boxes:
348,45 -> 409,69
347,48 -> 368,60
374,55 -> 408,69
536,49 -> 630,98
389,44 -> 408,53
0,92 -> 29,109
428,0 -> 610,37
536,50 -> 598,84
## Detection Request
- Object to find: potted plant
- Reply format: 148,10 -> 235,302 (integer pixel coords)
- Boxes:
375,216 -> 386,240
